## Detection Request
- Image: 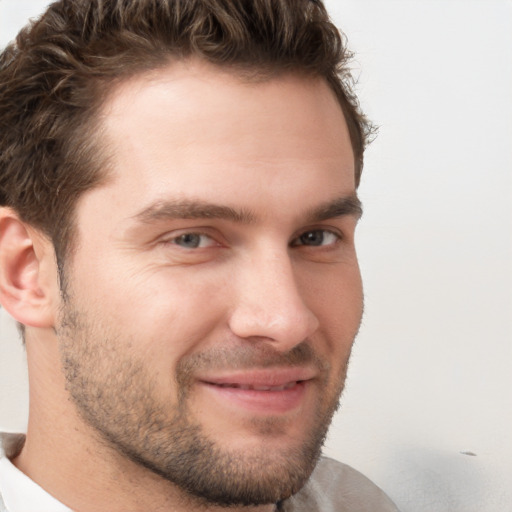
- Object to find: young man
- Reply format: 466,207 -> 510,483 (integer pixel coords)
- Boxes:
0,1 -> 398,510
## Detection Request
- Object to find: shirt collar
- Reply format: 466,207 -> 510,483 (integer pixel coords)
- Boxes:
0,433 -> 71,512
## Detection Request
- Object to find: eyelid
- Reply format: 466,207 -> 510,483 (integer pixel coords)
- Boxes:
176,233 -> 216,248
290,227 -> 343,247
160,228 -> 222,248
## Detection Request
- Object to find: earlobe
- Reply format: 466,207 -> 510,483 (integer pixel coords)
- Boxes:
0,208 -> 57,328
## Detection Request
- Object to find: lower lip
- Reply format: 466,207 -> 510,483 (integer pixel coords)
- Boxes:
199,381 -> 308,414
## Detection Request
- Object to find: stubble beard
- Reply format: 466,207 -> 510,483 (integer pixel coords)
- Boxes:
57,298 -> 350,508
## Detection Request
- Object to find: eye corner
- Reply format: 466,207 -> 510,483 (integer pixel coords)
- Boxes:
291,228 -> 343,248
157,229 -> 226,250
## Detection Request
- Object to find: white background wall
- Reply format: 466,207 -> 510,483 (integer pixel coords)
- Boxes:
1,1 -> 511,511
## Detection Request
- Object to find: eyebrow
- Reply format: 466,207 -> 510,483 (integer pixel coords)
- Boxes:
133,199 -> 255,224
306,193 -> 363,222
133,194 -> 362,225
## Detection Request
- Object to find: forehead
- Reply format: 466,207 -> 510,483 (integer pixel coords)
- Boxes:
85,60 -> 355,223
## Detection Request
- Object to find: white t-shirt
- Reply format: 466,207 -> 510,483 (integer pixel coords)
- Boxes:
0,433 -> 399,511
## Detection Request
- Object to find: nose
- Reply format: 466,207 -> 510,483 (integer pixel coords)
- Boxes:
228,250 -> 319,351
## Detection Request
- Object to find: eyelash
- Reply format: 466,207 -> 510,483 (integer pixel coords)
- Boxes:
291,229 -> 342,248
168,232 -> 218,249
164,228 -> 342,250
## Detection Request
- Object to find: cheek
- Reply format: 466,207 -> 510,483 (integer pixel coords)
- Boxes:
70,255 -> 230,359
300,261 -> 363,321
301,263 -> 363,361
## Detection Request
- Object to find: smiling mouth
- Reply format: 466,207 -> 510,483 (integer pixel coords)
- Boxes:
212,382 -> 300,391
198,378 -> 310,414
195,366 -> 317,414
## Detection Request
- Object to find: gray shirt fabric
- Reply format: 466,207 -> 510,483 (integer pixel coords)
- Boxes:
283,456 -> 399,511
0,433 -> 398,511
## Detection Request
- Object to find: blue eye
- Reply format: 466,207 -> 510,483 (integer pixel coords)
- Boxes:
294,230 -> 339,247
172,233 -> 213,249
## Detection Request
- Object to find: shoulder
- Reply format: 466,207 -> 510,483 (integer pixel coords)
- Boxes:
283,456 -> 399,512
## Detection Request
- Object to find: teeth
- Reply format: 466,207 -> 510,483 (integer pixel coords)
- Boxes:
217,382 -> 297,391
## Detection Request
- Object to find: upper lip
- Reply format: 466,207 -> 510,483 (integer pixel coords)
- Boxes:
198,367 -> 318,389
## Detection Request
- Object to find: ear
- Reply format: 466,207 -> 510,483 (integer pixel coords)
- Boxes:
0,208 -> 58,328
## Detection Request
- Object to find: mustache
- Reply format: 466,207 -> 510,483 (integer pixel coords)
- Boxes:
175,341 -> 329,385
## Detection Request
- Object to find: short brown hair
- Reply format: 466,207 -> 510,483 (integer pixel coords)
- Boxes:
0,0 -> 372,262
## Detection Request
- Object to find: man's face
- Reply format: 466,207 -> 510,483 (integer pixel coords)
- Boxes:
56,61 -> 363,506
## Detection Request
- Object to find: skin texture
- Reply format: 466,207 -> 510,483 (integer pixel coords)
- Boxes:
0,60 -> 363,512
